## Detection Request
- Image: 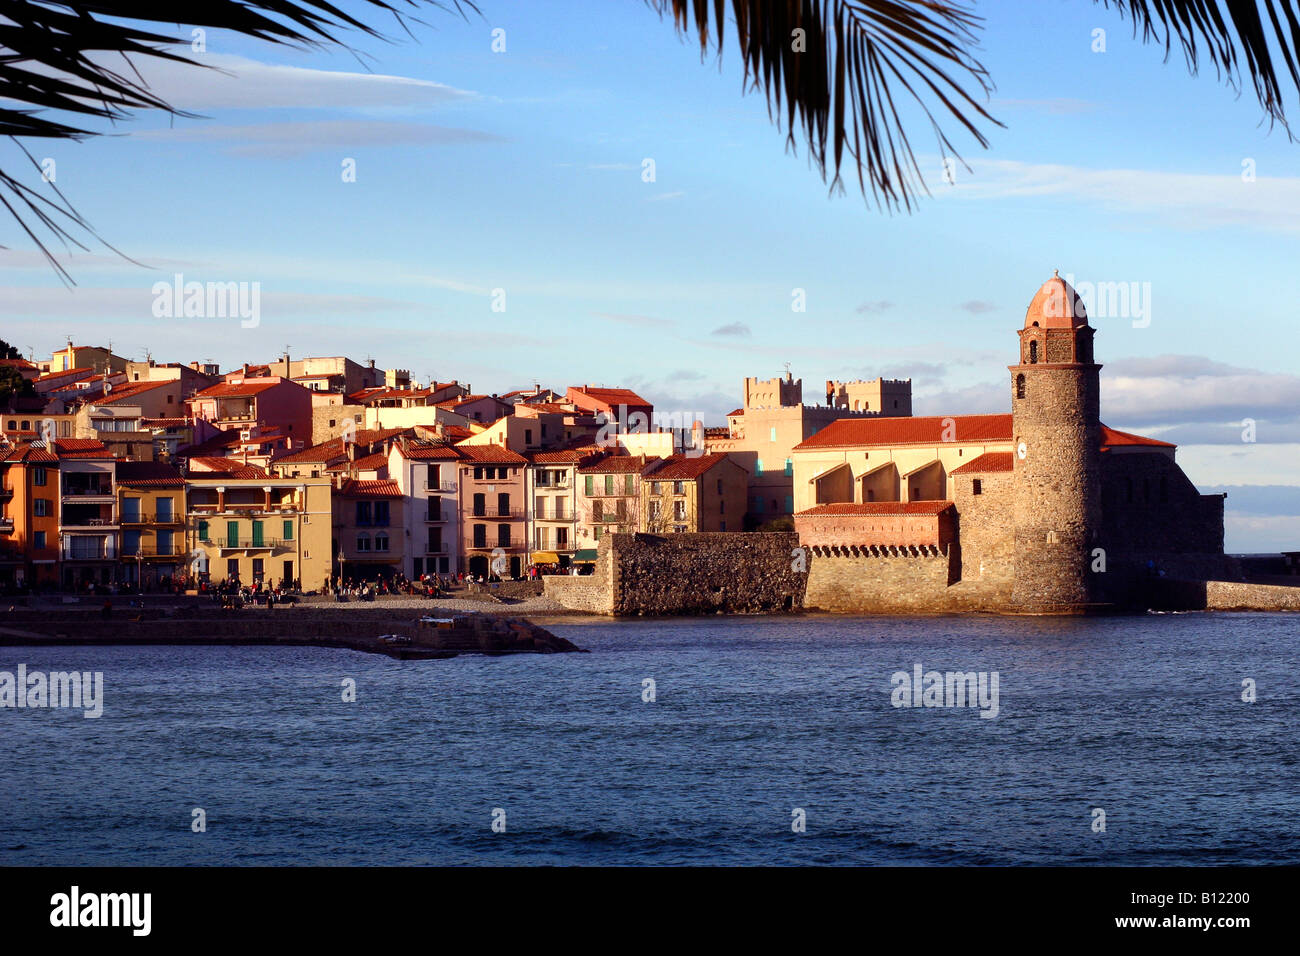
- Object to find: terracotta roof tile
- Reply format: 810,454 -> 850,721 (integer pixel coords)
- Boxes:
648,453 -> 734,481
338,479 -> 402,498
795,414 -> 1013,450
456,444 -> 528,463
950,451 -> 1015,475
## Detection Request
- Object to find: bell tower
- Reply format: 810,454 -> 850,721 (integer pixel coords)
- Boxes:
1009,271 -> 1104,612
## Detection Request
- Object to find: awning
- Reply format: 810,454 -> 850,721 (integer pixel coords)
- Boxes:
531,551 -> 561,563
572,549 -> 599,563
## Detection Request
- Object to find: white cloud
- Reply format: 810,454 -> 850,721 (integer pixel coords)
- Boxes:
943,158 -> 1300,233
121,53 -> 475,111
133,120 -> 503,156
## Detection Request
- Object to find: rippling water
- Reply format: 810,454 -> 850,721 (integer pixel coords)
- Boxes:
1,612 -> 1296,865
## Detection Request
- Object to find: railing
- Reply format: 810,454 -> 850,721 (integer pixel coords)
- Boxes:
120,512 -> 182,525
60,515 -> 117,527
424,544 -> 448,554
61,487 -> 113,498
422,481 -> 457,493
467,540 -> 526,551
63,546 -> 115,560
469,508 -> 525,519
120,546 -> 178,557
354,519 -> 392,528
209,537 -> 287,549
424,510 -> 453,522
0,518 -> 14,533
0,486 -> 12,499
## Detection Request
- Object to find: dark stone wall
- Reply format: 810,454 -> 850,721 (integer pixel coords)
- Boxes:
608,532 -> 806,615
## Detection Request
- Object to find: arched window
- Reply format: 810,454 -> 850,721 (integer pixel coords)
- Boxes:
375,533 -> 389,552
1015,374 -> 1026,399
356,532 -> 371,552
1029,340 -> 1039,364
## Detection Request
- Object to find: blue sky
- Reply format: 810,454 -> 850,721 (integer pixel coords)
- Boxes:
2,0 -> 1298,549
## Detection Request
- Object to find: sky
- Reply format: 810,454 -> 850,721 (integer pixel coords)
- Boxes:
1,0 -> 1298,550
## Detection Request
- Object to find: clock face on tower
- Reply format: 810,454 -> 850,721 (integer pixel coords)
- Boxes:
1017,442 -> 1027,460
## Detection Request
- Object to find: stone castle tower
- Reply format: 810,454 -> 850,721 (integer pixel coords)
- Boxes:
1009,272 -> 1104,612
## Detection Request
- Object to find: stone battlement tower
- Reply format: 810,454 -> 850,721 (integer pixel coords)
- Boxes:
1010,271 -> 1103,612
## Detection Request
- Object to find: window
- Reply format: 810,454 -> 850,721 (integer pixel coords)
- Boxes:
156,497 -> 173,520
753,497 -> 765,514
1016,374 -> 1026,400
719,500 -> 725,514
624,474 -> 634,495
755,459 -> 764,475
283,520 -> 293,540
356,501 -> 373,526
198,520 -> 210,542
33,498 -> 49,517
356,533 -> 371,552
497,524 -> 511,547
593,525 -> 602,541
649,500 -> 660,520
498,492 -> 510,515
251,521 -> 264,548
375,532 -> 389,552
374,501 -> 390,526
673,481 -> 684,495
525,429 -> 533,445
1029,340 -> 1039,364
33,531 -> 45,550
535,495 -> 546,518
252,558 -> 264,580
472,523 -> 487,548
556,528 -> 568,548
584,475 -> 594,495
605,475 -> 615,495
652,482 -> 662,495
474,466 -> 484,480
122,530 -> 141,556
784,495 -> 793,513
554,498 -> 565,519
973,479 -> 983,496
593,500 -> 603,520
157,529 -> 173,555
473,493 -> 486,517
32,467 -> 46,486
720,521 -> 726,531
673,500 -> 686,520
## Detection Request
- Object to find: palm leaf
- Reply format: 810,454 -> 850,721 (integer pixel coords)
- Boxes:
0,0 -> 478,283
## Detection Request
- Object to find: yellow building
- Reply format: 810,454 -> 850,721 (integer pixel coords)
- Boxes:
641,453 -> 748,533
116,461 -> 187,587
185,473 -> 331,589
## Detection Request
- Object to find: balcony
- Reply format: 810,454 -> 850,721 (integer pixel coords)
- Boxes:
209,537 -> 287,551
422,481 -> 457,493
60,512 -> 117,529
467,539 -> 526,551
0,486 -> 12,499
120,512 -> 183,525
424,509 -> 453,522
63,542 -> 116,561
424,544 -> 448,554
469,508 -> 525,519
61,486 -> 113,500
120,546 -> 180,558
0,517 -> 13,534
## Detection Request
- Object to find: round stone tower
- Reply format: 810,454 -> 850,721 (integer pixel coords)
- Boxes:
1009,271 -> 1103,612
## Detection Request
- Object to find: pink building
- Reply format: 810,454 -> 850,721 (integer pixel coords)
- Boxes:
187,376 -> 313,446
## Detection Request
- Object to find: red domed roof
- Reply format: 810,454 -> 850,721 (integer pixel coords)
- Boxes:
1024,271 -> 1087,329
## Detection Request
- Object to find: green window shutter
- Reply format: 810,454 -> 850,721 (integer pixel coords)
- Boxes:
283,520 -> 293,541
198,520 -> 209,542
227,521 -> 239,546
604,475 -> 614,495
624,474 -> 634,494
251,521 -> 264,547
584,475 -> 593,495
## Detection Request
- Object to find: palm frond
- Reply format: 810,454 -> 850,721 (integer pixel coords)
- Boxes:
0,0 -> 478,282
647,0 -> 1001,211
1099,0 -> 1300,134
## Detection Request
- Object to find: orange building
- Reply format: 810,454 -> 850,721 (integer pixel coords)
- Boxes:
0,442 -> 61,588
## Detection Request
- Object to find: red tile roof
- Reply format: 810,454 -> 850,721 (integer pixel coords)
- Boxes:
1100,425 -> 1175,449
456,444 -> 528,463
796,414 -> 1013,450
648,453 -> 734,481
36,368 -> 96,385
95,380 -> 172,405
53,438 -> 111,458
578,454 -> 658,474
192,379 -> 281,399
797,501 -> 954,516
327,451 -> 388,472
0,442 -> 58,464
338,479 -> 402,498
950,451 -> 1015,475
397,439 -> 462,461
186,457 -> 269,478
566,385 -> 652,409
272,429 -> 407,465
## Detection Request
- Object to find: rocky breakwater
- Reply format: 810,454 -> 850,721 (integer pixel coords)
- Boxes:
0,606 -> 585,660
